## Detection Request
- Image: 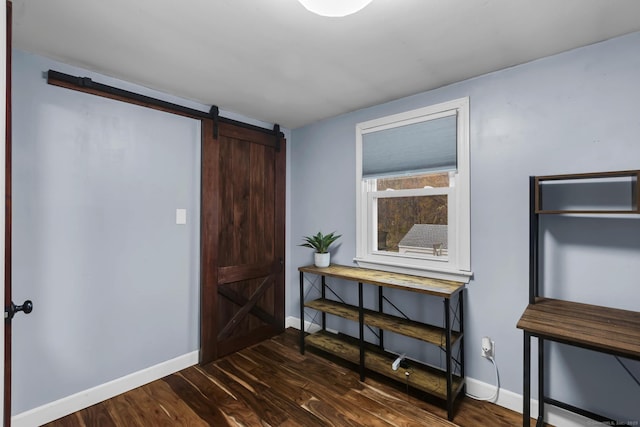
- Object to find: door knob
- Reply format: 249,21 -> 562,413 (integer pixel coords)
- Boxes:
5,300 -> 33,320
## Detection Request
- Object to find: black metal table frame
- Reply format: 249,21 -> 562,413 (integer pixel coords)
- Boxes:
523,332 -> 639,427
299,269 -> 465,421
522,174 -> 640,426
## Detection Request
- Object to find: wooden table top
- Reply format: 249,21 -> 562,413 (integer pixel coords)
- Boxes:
299,264 -> 465,298
517,297 -> 640,360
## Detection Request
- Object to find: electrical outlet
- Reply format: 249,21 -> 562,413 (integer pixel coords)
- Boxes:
481,336 -> 495,358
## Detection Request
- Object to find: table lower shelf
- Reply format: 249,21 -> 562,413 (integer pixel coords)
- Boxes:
305,330 -> 463,401
305,298 -> 460,347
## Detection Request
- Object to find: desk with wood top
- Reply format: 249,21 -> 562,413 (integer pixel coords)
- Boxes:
518,171 -> 640,426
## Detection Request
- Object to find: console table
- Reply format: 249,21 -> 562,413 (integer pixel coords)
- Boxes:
299,264 -> 466,420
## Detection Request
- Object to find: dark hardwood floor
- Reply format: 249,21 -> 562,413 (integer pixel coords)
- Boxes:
44,329 -> 542,426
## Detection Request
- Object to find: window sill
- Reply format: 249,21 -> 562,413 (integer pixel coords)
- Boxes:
354,257 -> 473,283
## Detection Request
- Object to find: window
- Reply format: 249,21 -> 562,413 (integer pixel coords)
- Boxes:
355,98 -> 471,282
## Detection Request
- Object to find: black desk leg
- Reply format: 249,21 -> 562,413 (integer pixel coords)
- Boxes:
538,337 -> 545,427
358,282 -> 365,381
459,291 -> 465,381
523,331 -> 531,427
378,286 -> 384,350
321,275 -> 326,330
445,298 -> 453,421
299,271 -> 305,355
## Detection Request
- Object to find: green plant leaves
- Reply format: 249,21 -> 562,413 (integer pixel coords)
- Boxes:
299,231 -> 341,253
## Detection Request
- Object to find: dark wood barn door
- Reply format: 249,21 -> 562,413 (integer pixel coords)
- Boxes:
200,120 -> 285,363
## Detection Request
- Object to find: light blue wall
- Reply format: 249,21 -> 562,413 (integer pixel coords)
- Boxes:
11,49 -> 291,415
11,50 -> 201,414
290,32 -> 640,420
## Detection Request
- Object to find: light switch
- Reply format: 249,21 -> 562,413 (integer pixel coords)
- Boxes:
176,209 -> 187,225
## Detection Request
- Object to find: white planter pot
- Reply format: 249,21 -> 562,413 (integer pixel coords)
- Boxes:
314,252 -> 330,268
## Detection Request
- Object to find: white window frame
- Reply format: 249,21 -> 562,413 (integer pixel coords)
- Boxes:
354,97 -> 472,282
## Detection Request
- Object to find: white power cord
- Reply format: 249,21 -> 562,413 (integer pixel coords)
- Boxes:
466,355 -> 500,402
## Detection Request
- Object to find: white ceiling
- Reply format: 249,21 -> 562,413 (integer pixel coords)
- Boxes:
11,0 -> 640,129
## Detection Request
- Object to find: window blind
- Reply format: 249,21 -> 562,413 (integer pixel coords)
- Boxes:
362,114 -> 457,178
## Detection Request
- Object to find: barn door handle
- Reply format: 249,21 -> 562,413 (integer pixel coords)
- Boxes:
5,300 -> 33,320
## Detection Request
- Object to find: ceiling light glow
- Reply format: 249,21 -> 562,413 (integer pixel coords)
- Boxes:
298,0 -> 373,17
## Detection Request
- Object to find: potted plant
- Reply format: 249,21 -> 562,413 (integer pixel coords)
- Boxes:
299,231 -> 341,268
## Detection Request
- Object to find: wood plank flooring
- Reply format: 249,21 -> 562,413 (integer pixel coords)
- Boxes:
44,329 -> 543,426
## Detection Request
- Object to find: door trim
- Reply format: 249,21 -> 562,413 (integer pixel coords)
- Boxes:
3,2 -> 11,424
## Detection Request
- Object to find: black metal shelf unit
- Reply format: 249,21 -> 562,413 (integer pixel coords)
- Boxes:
517,170 -> 640,427
298,264 -> 466,421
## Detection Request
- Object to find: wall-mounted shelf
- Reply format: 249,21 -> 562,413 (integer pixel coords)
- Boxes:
299,264 -> 465,421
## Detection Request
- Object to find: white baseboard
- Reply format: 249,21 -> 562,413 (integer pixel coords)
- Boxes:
288,316 -> 596,427
466,377 -> 595,427
465,376 -> 529,413
11,351 -> 199,427
285,315 -> 321,333
28,318 -> 596,427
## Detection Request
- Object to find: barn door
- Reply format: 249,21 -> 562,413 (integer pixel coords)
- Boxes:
200,120 -> 285,363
